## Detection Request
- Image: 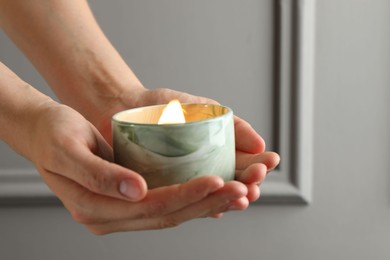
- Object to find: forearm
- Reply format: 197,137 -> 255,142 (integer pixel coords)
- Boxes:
0,63 -> 54,159
0,0 -> 144,126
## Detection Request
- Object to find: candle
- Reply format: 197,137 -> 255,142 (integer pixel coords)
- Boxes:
112,100 -> 235,189
157,99 -> 185,124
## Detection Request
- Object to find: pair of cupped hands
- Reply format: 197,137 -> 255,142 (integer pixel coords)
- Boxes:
28,88 -> 280,235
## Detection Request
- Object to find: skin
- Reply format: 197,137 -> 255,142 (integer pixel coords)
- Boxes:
0,0 -> 280,234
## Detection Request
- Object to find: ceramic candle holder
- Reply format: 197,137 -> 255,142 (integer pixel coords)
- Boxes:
112,103 -> 235,189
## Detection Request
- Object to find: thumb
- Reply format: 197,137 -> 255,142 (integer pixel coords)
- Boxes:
77,126 -> 148,201
84,154 -> 148,202
46,140 -> 148,202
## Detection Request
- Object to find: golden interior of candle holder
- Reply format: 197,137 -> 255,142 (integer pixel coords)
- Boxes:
113,103 -> 230,125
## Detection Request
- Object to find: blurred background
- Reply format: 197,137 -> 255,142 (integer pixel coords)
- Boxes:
1,0 -> 389,259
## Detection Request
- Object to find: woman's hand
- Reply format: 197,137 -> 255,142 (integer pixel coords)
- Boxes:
96,88 -> 280,206
26,102 -> 250,234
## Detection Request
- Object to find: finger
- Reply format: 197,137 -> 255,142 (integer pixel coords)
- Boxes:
235,163 -> 264,203
43,173 -> 225,225
234,116 -> 265,153
87,181 -> 247,234
224,196 -> 250,211
210,183 -> 258,211
120,176 -> 225,221
78,146 -> 148,201
199,182 -> 249,214
235,163 -> 267,184
246,184 -> 261,202
236,151 -> 280,172
44,140 -> 147,201
205,195 -> 250,218
235,162 -> 268,203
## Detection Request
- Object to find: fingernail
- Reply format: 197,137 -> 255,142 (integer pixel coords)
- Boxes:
119,179 -> 142,201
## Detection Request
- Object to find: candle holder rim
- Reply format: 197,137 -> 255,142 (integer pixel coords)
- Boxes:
112,103 -> 233,126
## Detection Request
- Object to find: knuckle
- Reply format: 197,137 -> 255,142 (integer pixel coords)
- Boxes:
83,170 -> 108,194
143,199 -> 167,218
156,215 -> 181,229
70,207 -> 96,225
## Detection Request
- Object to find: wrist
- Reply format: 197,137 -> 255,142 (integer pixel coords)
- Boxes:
0,63 -> 56,159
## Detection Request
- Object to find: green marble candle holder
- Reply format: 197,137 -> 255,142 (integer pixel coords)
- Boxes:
112,103 -> 235,189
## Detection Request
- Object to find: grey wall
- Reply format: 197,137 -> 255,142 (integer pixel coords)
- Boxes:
1,0 -> 390,259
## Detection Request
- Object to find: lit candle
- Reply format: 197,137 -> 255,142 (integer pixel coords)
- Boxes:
157,99 -> 186,124
112,101 -> 235,188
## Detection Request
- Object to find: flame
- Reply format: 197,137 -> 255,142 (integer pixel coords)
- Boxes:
158,99 -> 186,124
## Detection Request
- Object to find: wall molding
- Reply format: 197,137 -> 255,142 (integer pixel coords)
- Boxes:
0,169 -> 58,205
259,0 -> 315,204
0,0 -> 315,205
